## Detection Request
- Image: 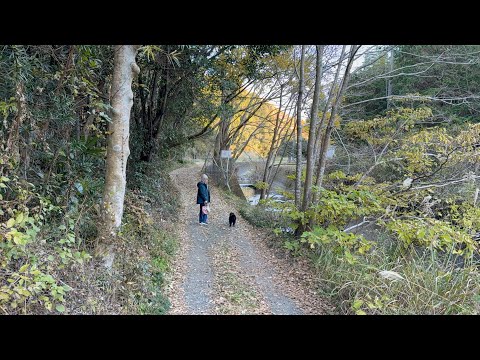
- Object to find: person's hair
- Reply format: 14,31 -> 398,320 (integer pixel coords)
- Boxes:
201,174 -> 208,181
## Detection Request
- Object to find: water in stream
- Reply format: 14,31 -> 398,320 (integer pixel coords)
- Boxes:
239,184 -> 285,206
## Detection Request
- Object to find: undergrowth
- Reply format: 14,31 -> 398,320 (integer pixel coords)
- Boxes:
0,159 -> 182,314
241,194 -> 480,314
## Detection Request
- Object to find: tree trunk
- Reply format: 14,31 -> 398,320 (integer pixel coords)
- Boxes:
294,46 -> 305,208
213,86 -> 229,165
312,46 -> 346,172
260,86 -> 284,200
313,46 -> 358,205
6,81 -> 27,167
302,45 -> 324,212
267,126 -> 295,193
386,48 -> 394,109
98,45 -> 140,267
213,126 -> 222,164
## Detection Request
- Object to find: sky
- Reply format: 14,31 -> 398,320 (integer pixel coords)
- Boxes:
252,45 -> 374,119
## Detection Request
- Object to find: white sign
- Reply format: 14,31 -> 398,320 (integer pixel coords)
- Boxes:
326,146 -> 336,159
220,150 -> 232,158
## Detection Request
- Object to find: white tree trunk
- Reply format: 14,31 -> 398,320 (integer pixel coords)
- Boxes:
99,45 -> 140,264
294,46 -> 305,208
386,48 -> 394,109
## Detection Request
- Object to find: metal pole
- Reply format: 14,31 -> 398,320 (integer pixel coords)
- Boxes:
226,155 -> 230,190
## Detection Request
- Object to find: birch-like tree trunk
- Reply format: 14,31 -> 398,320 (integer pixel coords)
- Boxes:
294,46 -> 305,208
313,45 -> 359,205
386,48 -> 394,109
301,45 -> 324,211
98,45 -> 140,266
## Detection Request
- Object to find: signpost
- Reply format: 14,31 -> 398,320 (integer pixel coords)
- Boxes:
220,150 -> 231,158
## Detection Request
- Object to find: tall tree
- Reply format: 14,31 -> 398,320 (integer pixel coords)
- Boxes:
313,45 -> 347,166
294,46 -> 306,207
313,45 -> 359,203
98,45 -> 140,265
386,48 -> 394,110
302,45 -> 324,211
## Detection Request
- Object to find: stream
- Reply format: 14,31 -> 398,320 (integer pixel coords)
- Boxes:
239,184 -> 285,205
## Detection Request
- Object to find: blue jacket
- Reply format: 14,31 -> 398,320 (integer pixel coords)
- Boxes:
196,182 -> 210,204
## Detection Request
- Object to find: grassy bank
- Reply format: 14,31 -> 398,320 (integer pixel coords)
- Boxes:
236,195 -> 480,314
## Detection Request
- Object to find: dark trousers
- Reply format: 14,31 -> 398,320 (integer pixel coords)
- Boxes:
199,204 -> 208,223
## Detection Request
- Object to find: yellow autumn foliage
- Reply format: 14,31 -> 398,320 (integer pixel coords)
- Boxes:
229,89 -> 298,158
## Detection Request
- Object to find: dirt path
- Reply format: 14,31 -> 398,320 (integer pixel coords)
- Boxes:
166,164 -> 331,315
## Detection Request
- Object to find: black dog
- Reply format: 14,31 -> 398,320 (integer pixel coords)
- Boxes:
229,212 -> 236,227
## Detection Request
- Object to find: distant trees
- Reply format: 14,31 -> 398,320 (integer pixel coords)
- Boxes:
209,46 -> 288,183
344,45 -> 480,121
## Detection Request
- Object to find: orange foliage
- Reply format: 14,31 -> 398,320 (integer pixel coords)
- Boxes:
229,90 -> 300,158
